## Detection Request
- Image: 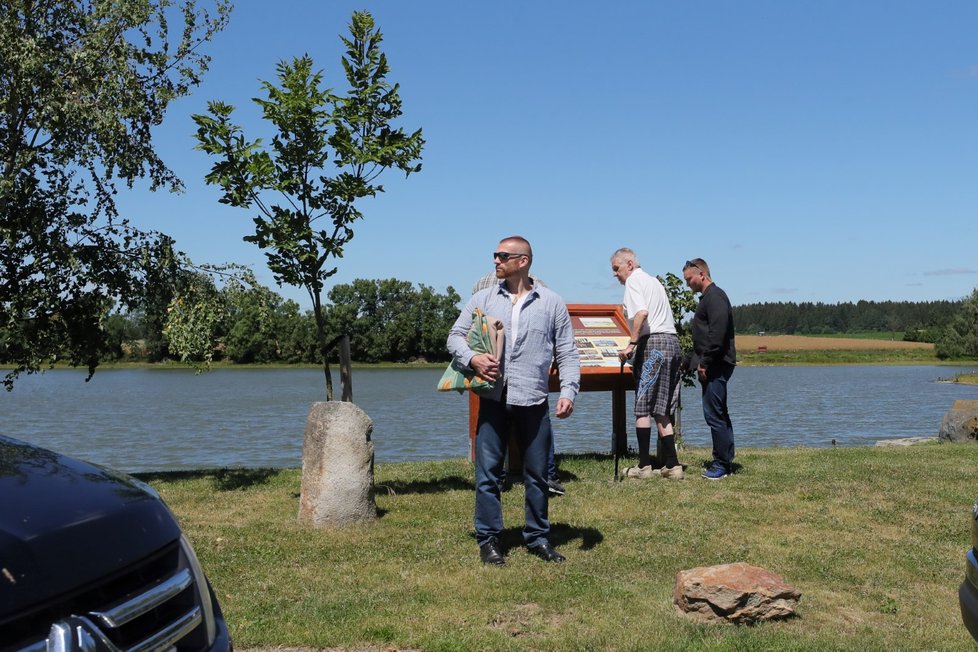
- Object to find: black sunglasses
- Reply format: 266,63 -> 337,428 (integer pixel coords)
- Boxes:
493,251 -> 528,262
684,260 -> 701,271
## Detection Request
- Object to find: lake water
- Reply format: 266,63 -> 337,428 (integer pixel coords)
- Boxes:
1,365 -> 976,473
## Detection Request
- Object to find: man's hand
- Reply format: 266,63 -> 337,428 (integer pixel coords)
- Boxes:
697,365 -> 707,383
618,343 -> 635,363
555,398 -> 574,419
470,353 -> 500,382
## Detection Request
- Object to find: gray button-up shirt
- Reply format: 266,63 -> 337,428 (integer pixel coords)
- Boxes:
447,281 -> 581,406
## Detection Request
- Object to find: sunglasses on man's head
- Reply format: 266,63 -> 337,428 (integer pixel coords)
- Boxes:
684,260 -> 701,271
493,251 -> 527,262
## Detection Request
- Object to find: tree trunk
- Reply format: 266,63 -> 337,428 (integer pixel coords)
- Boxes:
322,358 -> 334,402
339,335 -> 353,402
312,302 -> 334,401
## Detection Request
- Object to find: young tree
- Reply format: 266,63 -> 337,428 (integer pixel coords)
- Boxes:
659,271 -> 698,445
0,0 -> 231,389
660,271 -> 697,372
193,11 -> 423,400
935,288 -> 978,359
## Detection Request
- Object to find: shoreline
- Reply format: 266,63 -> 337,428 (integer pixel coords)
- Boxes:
9,357 -> 977,371
132,436 -> 949,480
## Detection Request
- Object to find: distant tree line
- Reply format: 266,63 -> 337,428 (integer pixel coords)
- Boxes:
732,295 -> 978,359
733,299 -> 960,341
8,280 -> 978,370
97,288 -> 978,363
87,278 -> 461,366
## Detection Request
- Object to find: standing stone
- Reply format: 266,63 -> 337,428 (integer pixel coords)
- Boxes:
673,562 -> 801,625
298,401 -> 376,527
938,399 -> 978,443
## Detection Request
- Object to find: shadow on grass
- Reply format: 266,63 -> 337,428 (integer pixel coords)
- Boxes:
691,458 -> 743,475
374,475 -> 472,496
489,523 -> 604,555
133,467 -> 285,491
550,522 -> 604,551
559,452 -> 616,462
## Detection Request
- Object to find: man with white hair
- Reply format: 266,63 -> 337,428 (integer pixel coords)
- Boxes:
611,247 -> 684,480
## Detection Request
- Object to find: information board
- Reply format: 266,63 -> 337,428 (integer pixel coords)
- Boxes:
553,304 -> 636,387
571,315 -> 632,368
468,304 -> 635,463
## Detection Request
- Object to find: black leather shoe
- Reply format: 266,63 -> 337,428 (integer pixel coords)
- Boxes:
547,479 -> 566,496
528,542 -> 566,563
479,539 -> 505,565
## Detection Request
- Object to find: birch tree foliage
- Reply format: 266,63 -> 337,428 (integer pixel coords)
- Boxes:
0,0 -> 231,389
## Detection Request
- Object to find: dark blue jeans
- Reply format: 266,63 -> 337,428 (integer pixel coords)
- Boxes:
701,362 -> 735,470
548,441 -> 557,482
474,398 -> 552,549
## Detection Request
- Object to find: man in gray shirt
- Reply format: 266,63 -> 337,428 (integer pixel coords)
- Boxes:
471,271 -> 565,496
448,236 -> 580,565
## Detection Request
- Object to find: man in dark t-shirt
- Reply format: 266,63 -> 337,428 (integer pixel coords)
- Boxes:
683,258 -> 737,480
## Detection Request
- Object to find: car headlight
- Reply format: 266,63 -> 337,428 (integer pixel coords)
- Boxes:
180,534 -> 218,647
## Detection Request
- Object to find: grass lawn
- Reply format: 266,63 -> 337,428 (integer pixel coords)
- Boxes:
144,443 -> 978,651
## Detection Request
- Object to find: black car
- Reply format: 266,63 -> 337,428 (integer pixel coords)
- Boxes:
0,435 -> 231,651
962,496 -> 978,642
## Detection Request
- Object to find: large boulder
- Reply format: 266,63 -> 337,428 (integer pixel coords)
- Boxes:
673,562 -> 801,625
938,399 -> 978,443
298,401 -> 376,527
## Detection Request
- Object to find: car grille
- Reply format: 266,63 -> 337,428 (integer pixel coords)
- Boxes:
2,541 -> 214,652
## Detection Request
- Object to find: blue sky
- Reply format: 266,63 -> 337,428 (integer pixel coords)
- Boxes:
118,1 -> 978,310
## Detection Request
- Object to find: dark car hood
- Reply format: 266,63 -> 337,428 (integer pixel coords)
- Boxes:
0,435 -> 181,619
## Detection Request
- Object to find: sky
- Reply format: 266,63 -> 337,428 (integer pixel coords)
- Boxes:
117,1 -> 978,310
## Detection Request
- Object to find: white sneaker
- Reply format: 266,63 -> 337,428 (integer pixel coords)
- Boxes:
660,465 -> 685,480
622,465 -> 659,479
